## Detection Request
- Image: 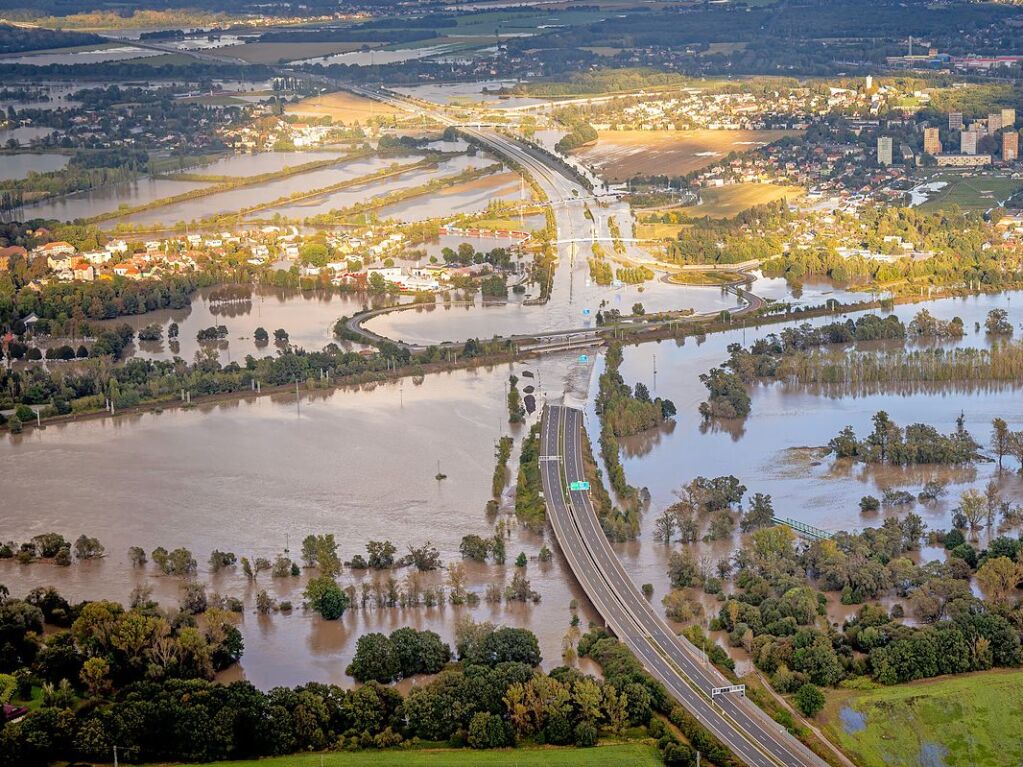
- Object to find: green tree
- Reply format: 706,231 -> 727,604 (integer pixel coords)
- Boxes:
303,576 -> 349,620
347,633 -> 399,683
794,683 -> 825,717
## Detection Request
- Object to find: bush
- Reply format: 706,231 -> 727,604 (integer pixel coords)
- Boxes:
573,719 -> 598,747
859,495 -> 880,513
467,712 -> 508,748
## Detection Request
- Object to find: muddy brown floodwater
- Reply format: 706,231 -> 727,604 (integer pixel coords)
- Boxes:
96,285 -> 393,363
0,353 -> 599,689
584,291 -> 1023,671
3,287 -> 1021,687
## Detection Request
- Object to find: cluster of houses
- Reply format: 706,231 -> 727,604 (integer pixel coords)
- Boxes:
9,223 -> 514,295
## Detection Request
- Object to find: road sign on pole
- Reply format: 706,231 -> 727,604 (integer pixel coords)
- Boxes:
569,481 -> 590,491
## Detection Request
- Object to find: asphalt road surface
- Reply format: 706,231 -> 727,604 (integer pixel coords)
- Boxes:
540,404 -> 829,767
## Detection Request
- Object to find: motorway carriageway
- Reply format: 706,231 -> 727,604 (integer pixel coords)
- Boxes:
541,404 -> 829,767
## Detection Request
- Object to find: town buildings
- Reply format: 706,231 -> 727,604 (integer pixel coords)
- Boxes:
877,136 -> 893,165
1003,131 -> 1019,162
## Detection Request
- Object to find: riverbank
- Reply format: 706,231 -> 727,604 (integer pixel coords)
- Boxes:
6,280 -> 1016,437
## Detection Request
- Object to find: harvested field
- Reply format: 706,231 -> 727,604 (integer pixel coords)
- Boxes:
673,182 -> 804,218
286,91 -> 400,123
573,129 -> 801,181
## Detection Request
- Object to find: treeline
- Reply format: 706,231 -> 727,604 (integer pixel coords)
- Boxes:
8,274 -> 202,326
594,343 -> 674,540
555,119 -> 598,153
514,423 -> 546,532
828,410 -> 979,466
775,344 -> 1023,390
0,329 -> 518,424
698,313 -> 908,420
0,23 -> 102,54
0,594 -> 684,766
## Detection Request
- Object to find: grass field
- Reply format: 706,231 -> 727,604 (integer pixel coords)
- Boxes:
667,270 -> 745,285
224,42 -> 383,65
916,172 -> 1022,212
286,91 -> 400,123
820,669 -> 1023,767
572,129 -> 800,181
173,743 -> 661,767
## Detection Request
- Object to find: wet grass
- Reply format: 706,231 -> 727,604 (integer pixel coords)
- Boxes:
918,173 -> 1022,212
175,743 -> 661,767
820,669 -> 1023,767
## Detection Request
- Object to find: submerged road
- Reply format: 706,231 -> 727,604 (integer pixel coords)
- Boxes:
541,404 -> 829,767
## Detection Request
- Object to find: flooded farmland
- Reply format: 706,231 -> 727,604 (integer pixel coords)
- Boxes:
0,153 -> 69,181
112,154 -> 426,227
21,177 -> 210,221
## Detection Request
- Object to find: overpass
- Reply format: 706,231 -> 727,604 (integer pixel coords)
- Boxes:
541,404 -> 830,767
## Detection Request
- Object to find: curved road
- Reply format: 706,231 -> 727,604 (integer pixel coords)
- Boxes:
542,404 -> 829,767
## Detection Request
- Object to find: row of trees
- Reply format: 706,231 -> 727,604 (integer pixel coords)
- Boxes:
828,410 -> 980,466
595,343 -> 675,538
0,595 -> 705,766
0,532 -> 103,566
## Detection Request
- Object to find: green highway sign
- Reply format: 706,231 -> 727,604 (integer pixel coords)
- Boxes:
569,481 -> 590,491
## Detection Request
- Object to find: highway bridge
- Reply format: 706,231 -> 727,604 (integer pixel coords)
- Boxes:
541,404 -> 830,767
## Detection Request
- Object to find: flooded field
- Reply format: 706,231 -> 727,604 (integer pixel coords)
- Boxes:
21,177 -> 210,222
101,286 -> 390,362
257,153 -> 498,220
173,150 -> 345,178
376,171 -> 522,222
0,352 -> 597,689
0,153 -> 69,181
292,44 -> 460,67
0,45 -> 164,66
395,80 -> 548,109
111,155 -> 423,227
0,125 -> 56,147
573,129 -> 803,182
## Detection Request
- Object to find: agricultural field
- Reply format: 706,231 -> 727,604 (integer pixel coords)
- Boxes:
915,171 -> 1023,212
820,670 -> 1023,767
225,42 -> 384,65
286,91 -> 401,123
675,182 -> 803,218
175,743 -> 662,767
572,129 -> 801,181
634,220 -> 690,239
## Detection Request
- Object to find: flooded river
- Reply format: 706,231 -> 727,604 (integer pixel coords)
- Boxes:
584,291 -> 1023,658
0,353 -> 598,689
